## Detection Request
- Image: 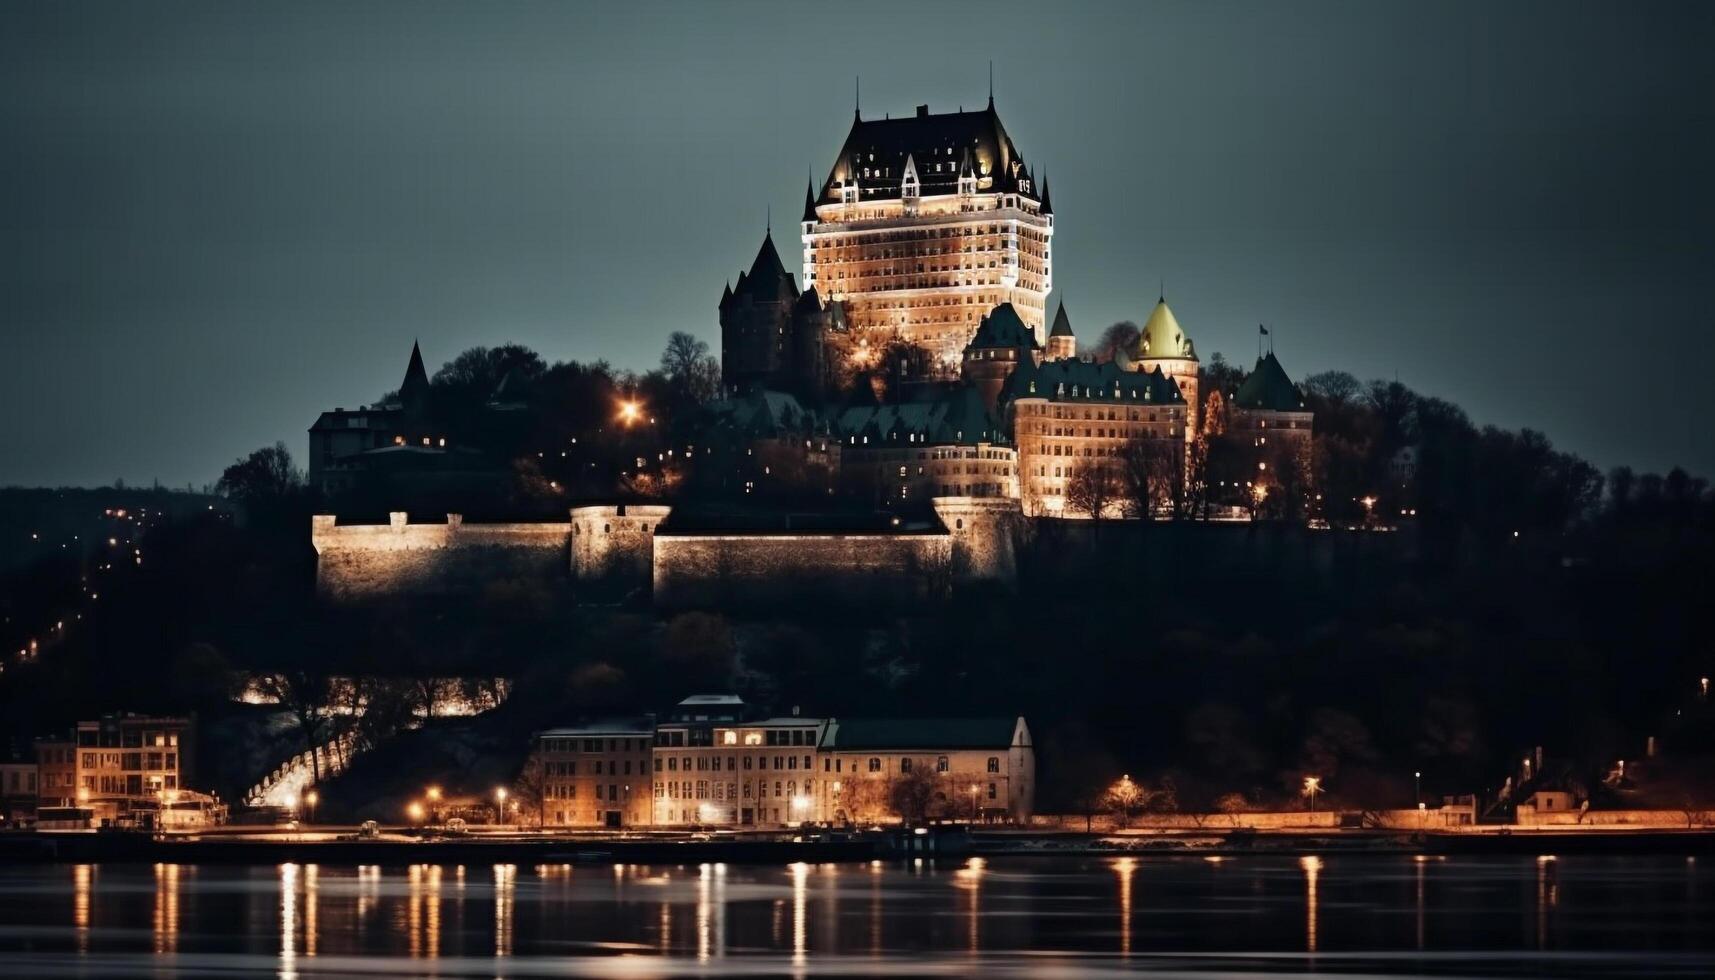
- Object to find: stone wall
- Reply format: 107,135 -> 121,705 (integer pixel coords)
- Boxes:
932,496 -> 1020,587
569,504 -> 671,589
652,533 -> 953,610
311,498 -> 1016,607
311,512 -> 570,601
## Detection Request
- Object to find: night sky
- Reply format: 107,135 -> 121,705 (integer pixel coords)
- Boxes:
2,1 -> 1710,488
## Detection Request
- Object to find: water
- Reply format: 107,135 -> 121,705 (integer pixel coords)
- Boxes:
0,854 -> 1711,976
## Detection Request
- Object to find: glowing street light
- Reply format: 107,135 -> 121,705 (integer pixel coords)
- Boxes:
305,789 -> 319,825
495,787 -> 509,825
407,801 -> 425,826
1302,776 -> 1323,813
618,399 -> 643,426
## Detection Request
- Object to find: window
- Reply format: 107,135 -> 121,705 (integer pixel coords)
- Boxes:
901,758 -> 912,773
987,757 -> 1000,773
868,758 -> 881,773
936,756 -> 949,773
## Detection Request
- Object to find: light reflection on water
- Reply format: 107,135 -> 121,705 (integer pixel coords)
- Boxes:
0,854 -> 1711,976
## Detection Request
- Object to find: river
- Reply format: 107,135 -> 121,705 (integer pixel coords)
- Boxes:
0,854 -> 1710,976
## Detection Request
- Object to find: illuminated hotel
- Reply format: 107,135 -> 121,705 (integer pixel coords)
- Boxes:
801,94 -> 1053,373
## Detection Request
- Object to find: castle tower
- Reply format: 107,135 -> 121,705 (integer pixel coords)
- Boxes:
801,100 -> 1054,375
932,496 -> 1020,589
719,229 -> 800,394
961,302 -> 1042,415
1045,300 -> 1076,361
1129,297 -> 1200,441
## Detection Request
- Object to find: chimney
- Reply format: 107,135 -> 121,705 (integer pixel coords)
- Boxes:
915,104 -> 929,118
791,705 -> 801,717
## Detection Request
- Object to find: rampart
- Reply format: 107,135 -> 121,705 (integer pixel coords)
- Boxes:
311,512 -> 570,601
311,497 -> 1019,606
652,533 -> 953,610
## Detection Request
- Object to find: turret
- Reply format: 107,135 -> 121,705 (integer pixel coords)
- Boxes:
1046,300 -> 1076,361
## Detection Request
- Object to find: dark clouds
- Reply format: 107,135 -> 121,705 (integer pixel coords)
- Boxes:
1,0 -> 1710,486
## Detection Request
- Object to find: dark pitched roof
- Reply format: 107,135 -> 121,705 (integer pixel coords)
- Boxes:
1233,352 -> 1308,412
1048,301 -> 1074,338
801,179 -> 817,222
1001,356 -> 1185,408
834,384 -> 1005,447
814,104 -> 1035,206
966,302 -> 1041,351
726,230 -> 799,305
704,389 -> 823,440
399,340 -> 432,416
824,717 -> 1021,751
1039,171 -> 1053,214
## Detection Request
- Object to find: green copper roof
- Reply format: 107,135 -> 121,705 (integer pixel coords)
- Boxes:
967,302 -> 1041,351
1233,352 -> 1308,412
1133,299 -> 1197,361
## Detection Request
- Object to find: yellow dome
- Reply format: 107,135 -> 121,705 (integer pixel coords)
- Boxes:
1134,299 -> 1197,361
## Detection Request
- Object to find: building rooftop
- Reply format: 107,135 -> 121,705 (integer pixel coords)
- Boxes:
1131,299 -> 1197,362
1001,356 -> 1184,407
823,717 -> 1024,751
967,303 -> 1042,351
1233,352 -> 1309,412
835,384 -> 1004,447
813,102 -> 1037,207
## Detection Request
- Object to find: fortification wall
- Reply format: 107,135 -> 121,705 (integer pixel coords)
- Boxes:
653,533 -> 952,610
311,512 -> 569,601
932,496 -> 1020,588
570,505 -> 671,592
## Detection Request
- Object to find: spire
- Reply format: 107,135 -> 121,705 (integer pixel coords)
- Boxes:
988,60 -> 994,108
801,176 -> 817,222
855,76 -> 861,120
1040,171 -> 1053,214
399,339 -> 431,416
766,203 -> 771,235
1049,300 -> 1074,338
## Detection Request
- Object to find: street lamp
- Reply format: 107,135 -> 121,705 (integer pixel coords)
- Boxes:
969,784 -> 980,822
495,787 -> 508,825
1414,771 -> 1421,808
305,789 -> 319,826
425,785 -> 441,825
618,399 -> 642,426
407,801 -> 425,827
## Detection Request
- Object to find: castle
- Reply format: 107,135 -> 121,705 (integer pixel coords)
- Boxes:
308,96 -> 1318,605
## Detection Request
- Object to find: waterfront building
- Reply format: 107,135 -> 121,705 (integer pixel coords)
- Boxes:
531,719 -> 655,829
821,717 -> 1035,824
652,697 -> 827,827
539,696 -> 1036,828
802,98 -> 1053,372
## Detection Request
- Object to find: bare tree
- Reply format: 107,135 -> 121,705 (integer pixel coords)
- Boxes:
1118,436 -> 1183,518
1065,459 -> 1120,521
887,758 -> 942,824
1090,322 -> 1140,363
512,754 -> 550,830
254,670 -> 335,782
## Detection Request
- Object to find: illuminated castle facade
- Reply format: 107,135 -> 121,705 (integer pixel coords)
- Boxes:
800,97 -> 1053,373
